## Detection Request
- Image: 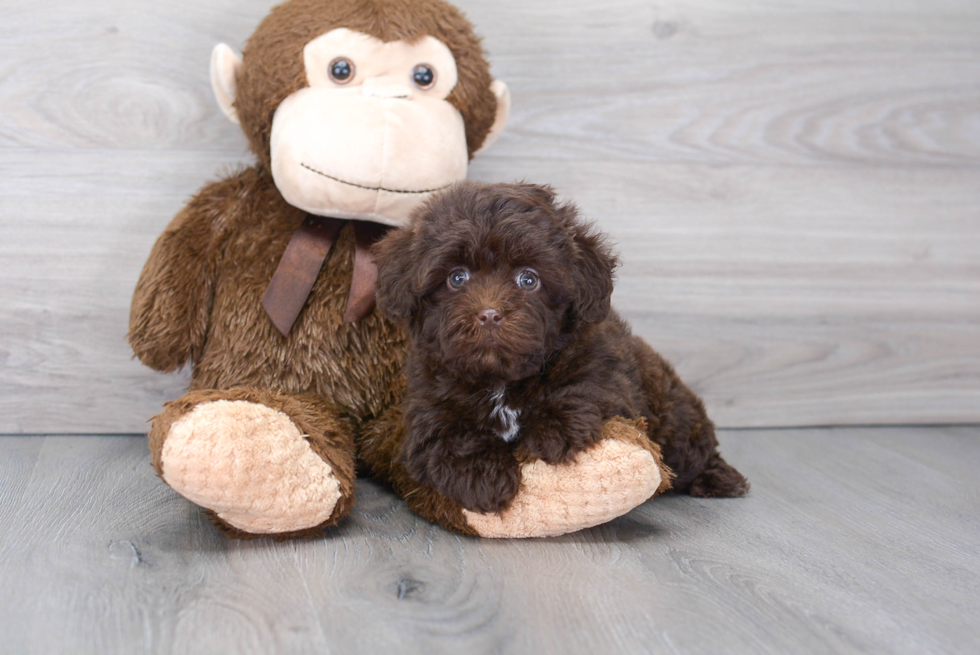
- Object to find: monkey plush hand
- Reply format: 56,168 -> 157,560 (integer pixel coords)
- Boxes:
129,0 -> 670,539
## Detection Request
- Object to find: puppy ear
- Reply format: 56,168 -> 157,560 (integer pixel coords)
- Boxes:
559,205 -> 618,324
510,183 -> 557,209
373,225 -> 421,322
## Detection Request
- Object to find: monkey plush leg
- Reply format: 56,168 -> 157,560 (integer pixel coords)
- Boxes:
360,408 -> 671,538
148,387 -> 356,538
464,418 -> 672,538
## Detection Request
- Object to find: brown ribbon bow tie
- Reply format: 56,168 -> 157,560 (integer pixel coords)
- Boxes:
262,215 -> 390,336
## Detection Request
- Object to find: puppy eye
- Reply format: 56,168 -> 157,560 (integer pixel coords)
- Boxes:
447,268 -> 470,290
329,57 -> 355,84
516,269 -> 540,291
411,64 -> 436,90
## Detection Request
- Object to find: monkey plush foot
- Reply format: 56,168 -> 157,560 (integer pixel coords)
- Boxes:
463,418 -> 673,538
359,408 -> 671,539
149,388 -> 356,537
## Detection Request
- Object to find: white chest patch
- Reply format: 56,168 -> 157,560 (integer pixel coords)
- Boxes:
488,388 -> 521,443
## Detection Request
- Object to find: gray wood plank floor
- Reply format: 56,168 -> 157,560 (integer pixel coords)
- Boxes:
1,427 -> 977,654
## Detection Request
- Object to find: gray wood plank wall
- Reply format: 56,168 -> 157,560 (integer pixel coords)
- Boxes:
1,0 -> 978,433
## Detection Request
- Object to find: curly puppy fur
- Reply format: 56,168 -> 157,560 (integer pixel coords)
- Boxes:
374,182 -> 749,513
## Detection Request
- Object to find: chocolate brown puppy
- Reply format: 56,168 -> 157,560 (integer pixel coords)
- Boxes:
375,182 -> 749,513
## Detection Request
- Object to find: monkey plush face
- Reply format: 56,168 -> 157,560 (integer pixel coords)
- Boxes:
270,29 -> 469,224
209,0 -> 510,227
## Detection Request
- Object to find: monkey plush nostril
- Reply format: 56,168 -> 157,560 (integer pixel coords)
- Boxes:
477,308 -> 503,330
361,79 -> 413,99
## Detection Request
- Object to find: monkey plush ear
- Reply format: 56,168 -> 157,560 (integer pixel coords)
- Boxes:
210,43 -> 243,125
474,80 -> 511,155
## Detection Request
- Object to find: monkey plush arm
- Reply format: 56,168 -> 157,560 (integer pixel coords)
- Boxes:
128,175 -> 240,372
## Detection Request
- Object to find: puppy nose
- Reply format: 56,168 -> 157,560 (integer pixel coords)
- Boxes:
478,308 -> 503,330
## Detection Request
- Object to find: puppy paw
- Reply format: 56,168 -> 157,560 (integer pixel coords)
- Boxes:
437,456 -> 522,514
520,410 -> 603,465
519,427 -> 575,465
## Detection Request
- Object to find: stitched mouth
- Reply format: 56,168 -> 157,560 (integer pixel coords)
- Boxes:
301,163 -> 452,195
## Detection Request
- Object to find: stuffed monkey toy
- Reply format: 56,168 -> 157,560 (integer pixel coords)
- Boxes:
129,0 -> 671,539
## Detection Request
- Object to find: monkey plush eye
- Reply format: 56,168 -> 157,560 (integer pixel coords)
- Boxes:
447,268 -> 470,290
329,57 -> 355,84
516,269 -> 540,290
412,64 -> 437,90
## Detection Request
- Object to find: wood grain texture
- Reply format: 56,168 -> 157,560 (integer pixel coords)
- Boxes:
2,152 -> 977,430
0,0 -> 978,432
2,0 -> 978,166
0,428 -> 978,653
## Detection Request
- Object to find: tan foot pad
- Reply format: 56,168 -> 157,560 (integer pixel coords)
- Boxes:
463,434 -> 662,538
162,400 -> 341,534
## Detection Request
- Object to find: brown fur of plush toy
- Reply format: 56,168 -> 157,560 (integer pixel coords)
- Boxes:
131,166 -> 408,536
374,182 -> 748,512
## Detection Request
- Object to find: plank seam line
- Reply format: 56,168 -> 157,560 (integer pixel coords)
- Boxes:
2,423 -> 979,438
720,422 -> 980,432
